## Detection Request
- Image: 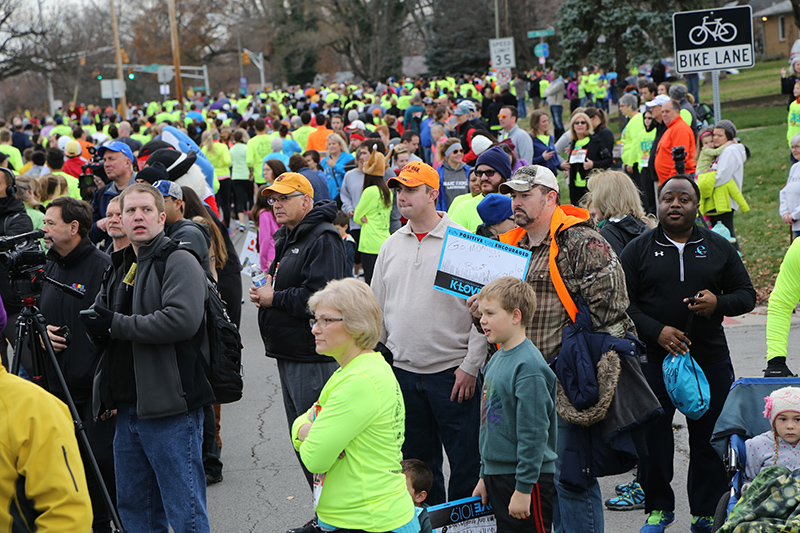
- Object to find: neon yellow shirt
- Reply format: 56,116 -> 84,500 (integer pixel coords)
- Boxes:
292,353 -> 414,532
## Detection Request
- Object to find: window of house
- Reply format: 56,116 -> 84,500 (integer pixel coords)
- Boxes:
780,16 -> 787,41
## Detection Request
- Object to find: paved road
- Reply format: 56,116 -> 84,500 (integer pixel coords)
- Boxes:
210,235 -> 800,531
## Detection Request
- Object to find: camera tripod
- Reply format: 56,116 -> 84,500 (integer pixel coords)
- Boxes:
10,293 -> 125,533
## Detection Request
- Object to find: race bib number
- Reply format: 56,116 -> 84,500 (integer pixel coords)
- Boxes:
312,473 -> 326,509
569,149 -> 587,164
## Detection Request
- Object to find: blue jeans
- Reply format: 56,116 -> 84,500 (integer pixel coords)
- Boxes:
393,366 -> 480,505
517,97 -> 527,119
553,416 -> 604,533
550,106 -> 564,133
115,404 -> 210,533
685,75 -> 700,104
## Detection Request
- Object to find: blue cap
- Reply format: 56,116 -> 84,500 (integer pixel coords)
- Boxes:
477,193 -> 513,226
152,180 -> 182,200
97,141 -> 134,163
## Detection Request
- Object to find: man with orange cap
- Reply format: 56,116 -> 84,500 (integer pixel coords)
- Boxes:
371,161 -> 485,506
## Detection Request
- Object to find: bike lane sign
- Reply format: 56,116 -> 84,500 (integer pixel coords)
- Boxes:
673,6 -> 753,74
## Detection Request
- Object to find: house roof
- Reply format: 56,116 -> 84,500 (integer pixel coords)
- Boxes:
752,0 -> 792,17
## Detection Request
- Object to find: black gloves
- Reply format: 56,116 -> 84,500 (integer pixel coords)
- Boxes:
80,306 -> 114,340
764,356 -> 795,378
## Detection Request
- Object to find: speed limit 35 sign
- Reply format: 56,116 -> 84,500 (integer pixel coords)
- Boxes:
489,38 -> 516,69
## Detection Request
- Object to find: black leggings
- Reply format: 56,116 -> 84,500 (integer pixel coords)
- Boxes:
232,180 -> 252,215
215,178 -> 232,226
361,253 -> 377,285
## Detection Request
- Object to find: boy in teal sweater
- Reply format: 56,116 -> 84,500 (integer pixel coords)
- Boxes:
472,276 -> 558,532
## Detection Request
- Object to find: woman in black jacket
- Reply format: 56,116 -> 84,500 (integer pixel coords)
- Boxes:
586,169 -> 655,257
585,107 -> 615,154
559,112 -> 613,206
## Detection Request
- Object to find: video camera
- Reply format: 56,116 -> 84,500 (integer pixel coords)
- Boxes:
0,230 -> 82,301
79,146 -> 108,200
672,146 -> 686,175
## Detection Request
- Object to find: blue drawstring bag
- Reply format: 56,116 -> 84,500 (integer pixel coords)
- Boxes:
662,351 -> 711,420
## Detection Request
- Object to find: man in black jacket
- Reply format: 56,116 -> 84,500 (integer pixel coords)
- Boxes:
620,176 -> 756,533
0,168 -> 33,366
40,196 -> 115,533
248,173 -> 346,492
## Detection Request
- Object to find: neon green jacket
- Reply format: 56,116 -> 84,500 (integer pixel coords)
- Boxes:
0,145 -> 22,173
789,100 -> 800,147
448,193 -> 484,233
246,134 -> 276,184
621,113 -> 645,167
353,186 -> 391,254
202,142 -> 232,179
767,239 -> 800,361
292,353 -> 415,532
697,171 -> 750,215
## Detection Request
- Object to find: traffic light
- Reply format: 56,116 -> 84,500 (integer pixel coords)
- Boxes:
94,69 -> 102,80
120,48 -> 129,64
242,51 -> 250,66
128,67 -> 135,80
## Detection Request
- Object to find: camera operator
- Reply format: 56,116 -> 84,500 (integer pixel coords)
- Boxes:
0,168 -> 33,367
654,98 -> 696,184
89,142 -> 136,246
38,196 -> 115,533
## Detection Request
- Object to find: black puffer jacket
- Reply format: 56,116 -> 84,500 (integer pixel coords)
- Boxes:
258,200 -> 347,363
600,215 -> 650,257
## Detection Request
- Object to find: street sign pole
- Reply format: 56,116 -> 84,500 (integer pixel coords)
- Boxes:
712,71 -> 721,123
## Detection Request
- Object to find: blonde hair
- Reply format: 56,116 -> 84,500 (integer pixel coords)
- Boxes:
326,132 -> 348,153
569,112 -> 594,142
477,276 -> 537,326
307,278 -> 382,350
586,170 -> 646,221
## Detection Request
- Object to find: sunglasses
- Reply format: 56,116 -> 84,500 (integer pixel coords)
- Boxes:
474,169 -> 497,178
498,114 -> 510,119
450,149 -> 463,154
573,120 -> 588,125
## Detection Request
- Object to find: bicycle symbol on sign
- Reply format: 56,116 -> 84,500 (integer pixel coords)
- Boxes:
688,16 -> 738,45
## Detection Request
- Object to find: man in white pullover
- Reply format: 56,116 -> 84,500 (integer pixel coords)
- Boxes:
370,160 -> 486,505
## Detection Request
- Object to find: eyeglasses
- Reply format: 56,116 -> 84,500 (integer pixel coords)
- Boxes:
267,193 -> 304,206
474,169 -> 497,178
309,317 -> 344,329
573,121 -> 588,125
643,116 -> 653,120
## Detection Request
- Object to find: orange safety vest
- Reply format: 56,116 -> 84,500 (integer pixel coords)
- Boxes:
499,204 -> 591,322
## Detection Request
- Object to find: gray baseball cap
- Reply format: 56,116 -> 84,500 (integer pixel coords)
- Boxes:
499,165 -> 560,194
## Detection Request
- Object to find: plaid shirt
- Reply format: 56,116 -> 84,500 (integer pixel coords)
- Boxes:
517,224 -> 632,361
518,233 -> 570,361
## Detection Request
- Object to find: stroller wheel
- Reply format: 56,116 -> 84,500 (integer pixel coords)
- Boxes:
712,491 -> 731,532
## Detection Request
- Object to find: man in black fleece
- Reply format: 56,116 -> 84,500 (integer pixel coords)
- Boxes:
40,196 -> 115,533
620,176 -> 756,533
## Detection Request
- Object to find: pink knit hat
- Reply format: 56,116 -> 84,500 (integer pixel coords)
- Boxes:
764,386 -> 800,426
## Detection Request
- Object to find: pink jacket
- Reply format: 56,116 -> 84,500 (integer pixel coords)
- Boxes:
259,210 -> 280,271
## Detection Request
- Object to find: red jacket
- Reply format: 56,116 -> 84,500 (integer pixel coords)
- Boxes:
655,116 -> 696,184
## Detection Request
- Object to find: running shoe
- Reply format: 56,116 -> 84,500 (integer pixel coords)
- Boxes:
690,515 -> 713,533
640,510 -> 675,533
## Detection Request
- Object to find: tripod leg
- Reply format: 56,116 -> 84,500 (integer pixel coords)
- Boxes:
30,312 -> 126,533
10,310 -> 28,375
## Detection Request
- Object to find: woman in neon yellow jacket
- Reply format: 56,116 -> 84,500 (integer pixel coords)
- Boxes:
201,129 -> 233,225
292,278 -> 418,533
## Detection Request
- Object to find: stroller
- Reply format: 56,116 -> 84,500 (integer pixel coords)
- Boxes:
709,377 -> 800,532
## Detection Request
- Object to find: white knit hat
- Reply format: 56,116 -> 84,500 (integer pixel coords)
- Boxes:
764,386 -> 800,426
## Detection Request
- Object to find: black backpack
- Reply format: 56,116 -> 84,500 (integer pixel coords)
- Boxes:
153,241 -> 244,404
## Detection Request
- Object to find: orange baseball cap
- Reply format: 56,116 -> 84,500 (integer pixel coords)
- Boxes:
261,172 -> 314,197
388,161 -> 440,189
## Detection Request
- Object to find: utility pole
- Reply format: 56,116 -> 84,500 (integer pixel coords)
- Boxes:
494,0 -> 500,39
109,0 -> 127,115
167,0 -> 184,107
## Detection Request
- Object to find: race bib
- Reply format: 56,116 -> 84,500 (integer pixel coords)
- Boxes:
569,149 -> 587,164
312,473 -> 326,509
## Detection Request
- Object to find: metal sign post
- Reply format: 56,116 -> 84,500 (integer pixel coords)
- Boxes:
673,6 -> 754,123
